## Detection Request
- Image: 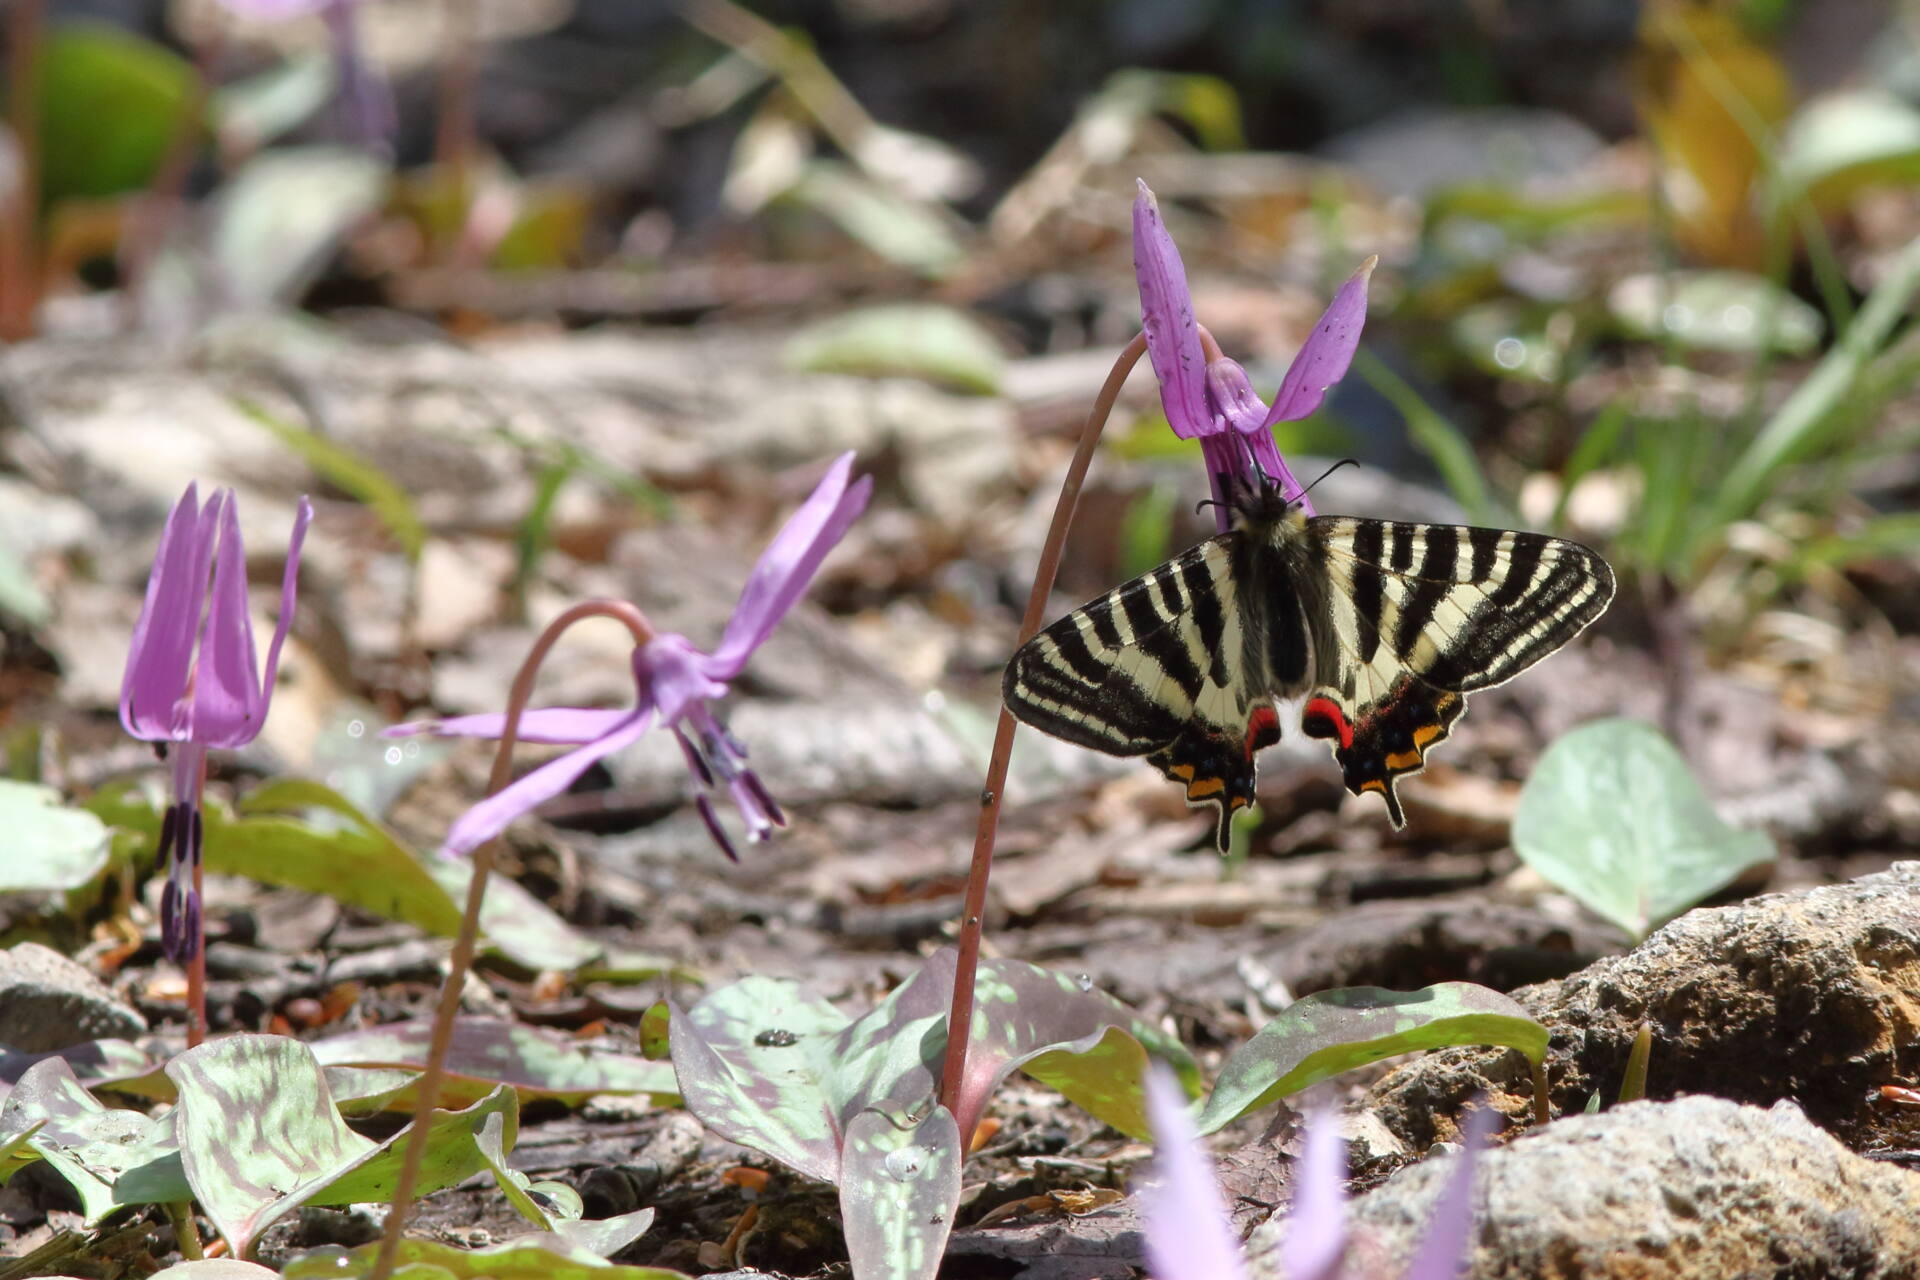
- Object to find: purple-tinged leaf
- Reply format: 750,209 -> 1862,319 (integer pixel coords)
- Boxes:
1196,984 -> 1547,1134
666,978 -> 849,1183
282,1236 -> 690,1279
1,1039 -> 152,1097
0,1056 -> 182,1218
840,1105 -> 962,1280
312,1018 -> 679,1107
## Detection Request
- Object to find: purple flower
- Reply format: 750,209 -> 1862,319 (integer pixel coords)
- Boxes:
1140,1068 -> 1490,1280
1132,179 -> 1373,532
121,484 -> 313,961
392,453 -> 872,861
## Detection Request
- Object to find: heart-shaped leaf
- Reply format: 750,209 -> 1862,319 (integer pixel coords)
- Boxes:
0,781 -> 111,891
1196,983 -> 1548,1133
311,1019 -> 678,1107
1513,718 -> 1774,939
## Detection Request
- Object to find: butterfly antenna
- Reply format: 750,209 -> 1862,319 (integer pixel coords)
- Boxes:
1301,458 -> 1360,500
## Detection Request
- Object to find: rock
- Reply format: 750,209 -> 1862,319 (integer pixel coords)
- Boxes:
0,942 -> 146,1052
1338,1097 -> 1920,1279
1361,862 -> 1920,1152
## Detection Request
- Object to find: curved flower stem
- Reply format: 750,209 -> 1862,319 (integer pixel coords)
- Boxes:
370,599 -> 656,1280
937,333 -> 1147,1130
186,753 -> 209,1049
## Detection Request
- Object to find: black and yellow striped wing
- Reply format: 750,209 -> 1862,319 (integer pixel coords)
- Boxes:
1296,518 -> 1614,826
1002,537 -> 1279,850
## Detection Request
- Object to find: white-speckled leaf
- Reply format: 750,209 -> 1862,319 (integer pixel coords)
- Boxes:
0,1056 -> 183,1217
840,1106 -> 961,1280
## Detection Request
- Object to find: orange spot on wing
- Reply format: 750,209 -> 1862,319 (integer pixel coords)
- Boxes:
1413,721 -> 1444,749
1385,749 -> 1422,771
1170,763 -> 1195,781
1187,777 -> 1225,799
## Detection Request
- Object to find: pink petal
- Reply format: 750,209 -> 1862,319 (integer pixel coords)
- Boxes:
120,484 -> 219,742
1279,1107 -> 1349,1280
1401,1104 -> 1496,1280
705,454 -> 872,678
1133,180 -> 1217,440
386,707 -> 634,745
1263,257 -> 1375,427
1205,360 -> 1316,517
252,496 -> 312,732
643,633 -> 731,724
1142,1067 -> 1247,1280
190,492 -> 267,747
441,705 -> 655,857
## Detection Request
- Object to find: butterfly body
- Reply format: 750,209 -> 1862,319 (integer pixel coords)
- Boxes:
1004,480 -> 1615,849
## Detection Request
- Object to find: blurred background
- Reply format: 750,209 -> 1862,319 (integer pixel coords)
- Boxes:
2,0 -> 1918,901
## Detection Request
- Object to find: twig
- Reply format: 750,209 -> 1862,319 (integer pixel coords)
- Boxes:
0,0 -> 45,341
936,334 -> 1146,1133
368,599 -> 656,1280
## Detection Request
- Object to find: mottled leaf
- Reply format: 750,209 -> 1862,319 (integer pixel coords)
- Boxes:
427,856 -> 599,972
312,1019 -> 678,1106
1,1040 -> 152,1097
213,147 -> 386,308
667,980 -> 849,1182
167,1035 -> 377,1254
0,1119 -> 44,1183
282,1237 -> 689,1279
1196,984 -> 1548,1133
476,1113 -> 653,1257
169,1035 -> 520,1255
840,1106 -> 961,1280
0,1056 -> 183,1218
1514,718 -> 1774,939
0,781 -> 111,891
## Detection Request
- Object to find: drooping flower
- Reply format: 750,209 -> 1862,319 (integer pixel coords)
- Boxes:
121,484 -> 313,962
391,453 -> 873,861
1139,1068 -> 1490,1280
1132,179 -> 1373,531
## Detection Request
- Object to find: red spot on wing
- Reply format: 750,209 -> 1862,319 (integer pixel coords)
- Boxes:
1302,696 -> 1354,750
1244,705 -> 1281,756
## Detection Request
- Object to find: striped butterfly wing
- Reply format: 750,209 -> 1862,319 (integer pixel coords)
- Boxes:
1296,517 -> 1615,826
1002,536 -> 1281,850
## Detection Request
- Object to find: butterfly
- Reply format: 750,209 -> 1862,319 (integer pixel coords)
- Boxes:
1003,471 -> 1615,850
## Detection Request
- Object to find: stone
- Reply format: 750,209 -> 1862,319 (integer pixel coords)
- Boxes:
0,942 -> 146,1052
1337,1096 -> 1920,1279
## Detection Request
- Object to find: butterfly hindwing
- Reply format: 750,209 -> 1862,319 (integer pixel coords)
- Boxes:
1298,518 -> 1614,825
1002,537 -> 1281,847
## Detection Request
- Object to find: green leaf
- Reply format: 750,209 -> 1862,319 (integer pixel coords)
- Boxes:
211,53 -> 335,152
1350,350 -> 1501,525
475,1112 -> 654,1257
167,1034 -> 519,1255
212,147 -> 387,309
1608,270 -> 1824,356
235,400 -> 427,563
0,781 -> 110,891
0,537 -> 50,626
283,1237 -> 689,1279
427,856 -> 600,973
1196,983 -> 1548,1134
784,304 -> 1005,395
1451,301 -> 1561,383
1513,719 -> 1773,939
1777,90 -> 1920,211
839,1106 -> 960,1280
786,160 -> 967,278
37,21 -> 198,204
311,1018 -> 679,1107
